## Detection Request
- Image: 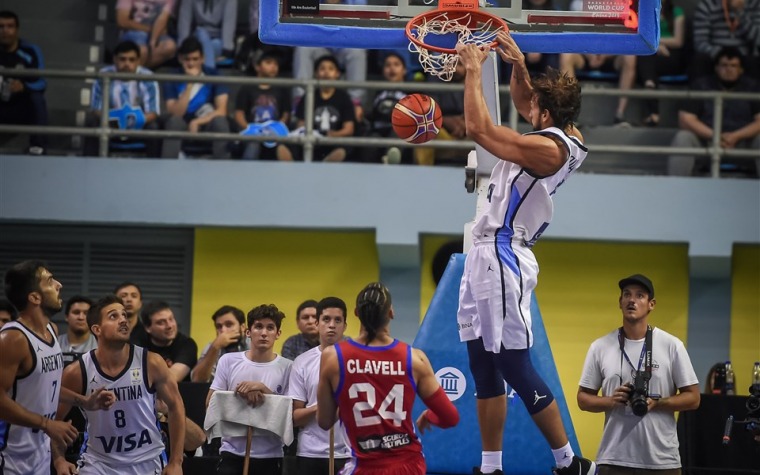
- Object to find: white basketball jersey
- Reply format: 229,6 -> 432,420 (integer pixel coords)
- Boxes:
0,321 -> 63,472
79,345 -> 165,466
472,127 -> 587,246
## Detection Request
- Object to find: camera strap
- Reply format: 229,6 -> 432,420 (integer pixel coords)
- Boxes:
618,325 -> 653,378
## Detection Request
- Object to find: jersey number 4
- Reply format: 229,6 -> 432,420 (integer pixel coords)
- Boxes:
349,383 -> 407,428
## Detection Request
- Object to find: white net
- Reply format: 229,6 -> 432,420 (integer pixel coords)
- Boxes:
408,11 -> 506,81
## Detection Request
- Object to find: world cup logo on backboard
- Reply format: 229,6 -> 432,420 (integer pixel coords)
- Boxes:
435,367 -> 466,401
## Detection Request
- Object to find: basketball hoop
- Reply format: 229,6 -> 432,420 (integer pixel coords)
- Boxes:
406,0 -> 509,81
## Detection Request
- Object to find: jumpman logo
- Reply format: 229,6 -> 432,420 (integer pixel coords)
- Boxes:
487,264 -> 494,272
533,390 -> 547,406
90,375 -> 98,385
36,345 -> 42,353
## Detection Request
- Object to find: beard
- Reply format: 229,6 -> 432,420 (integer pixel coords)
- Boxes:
41,298 -> 62,317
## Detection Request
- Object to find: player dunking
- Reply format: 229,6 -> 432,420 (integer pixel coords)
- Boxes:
0,261 -> 115,475
53,295 -> 186,475
455,33 -> 595,475
317,282 -> 460,475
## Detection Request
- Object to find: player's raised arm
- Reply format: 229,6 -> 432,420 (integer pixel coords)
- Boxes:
458,42 -> 578,176
149,351 -> 186,474
316,345 -> 339,430
494,31 -> 533,121
412,348 -> 459,434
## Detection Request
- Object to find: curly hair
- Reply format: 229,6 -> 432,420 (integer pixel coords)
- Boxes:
355,282 -> 392,343
247,304 -> 285,330
531,67 -> 582,130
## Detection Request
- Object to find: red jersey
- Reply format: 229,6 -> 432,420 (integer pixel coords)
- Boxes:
335,339 -> 424,471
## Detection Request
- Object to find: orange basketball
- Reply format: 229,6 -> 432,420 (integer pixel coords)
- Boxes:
391,94 -> 443,144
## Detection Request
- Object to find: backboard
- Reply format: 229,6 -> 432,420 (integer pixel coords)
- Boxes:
259,0 -> 660,55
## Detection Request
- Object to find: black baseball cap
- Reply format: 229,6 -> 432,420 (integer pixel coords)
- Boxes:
618,274 -> 654,298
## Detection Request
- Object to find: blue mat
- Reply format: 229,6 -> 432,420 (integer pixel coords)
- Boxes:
412,254 -> 582,474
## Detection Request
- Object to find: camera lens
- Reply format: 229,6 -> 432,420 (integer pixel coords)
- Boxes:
631,396 -> 648,416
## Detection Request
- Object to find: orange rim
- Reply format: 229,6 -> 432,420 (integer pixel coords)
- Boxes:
405,9 -> 510,54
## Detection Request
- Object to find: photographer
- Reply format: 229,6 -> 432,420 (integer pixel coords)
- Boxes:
578,275 -> 700,475
191,305 -> 248,383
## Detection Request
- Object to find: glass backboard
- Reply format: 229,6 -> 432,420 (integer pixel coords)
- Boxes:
259,0 -> 659,54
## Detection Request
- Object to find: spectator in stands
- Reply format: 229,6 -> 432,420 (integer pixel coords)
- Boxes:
0,10 -> 48,155
366,52 -> 411,164
234,50 -> 293,161
141,300 -> 199,382
636,0 -> 686,126
293,1 -> 368,120
235,0 -> 293,75
415,62 -> 468,165
668,47 -> 760,177
177,0 -> 237,71
116,0 -> 177,69
206,304 -> 293,475
84,40 -> 161,157
692,0 -> 760,80
293,55 -> 356,162
288,297 -> 352,474
114,281 -> 148,344
191,305 -> 248,383
560,53 -> 637,126
281,299 -> 319,361
0,298 -> 16,329
519,0 -> 560,77
163,37 -> 231,159
59,295 -> 97,366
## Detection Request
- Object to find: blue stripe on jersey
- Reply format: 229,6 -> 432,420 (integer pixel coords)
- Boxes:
495,185 -> 523,276
345,339 -> 400,352
0,419 -> 8,450
80,431 -> 89,456
334,343 -> 345,399
406,345 -> 417,394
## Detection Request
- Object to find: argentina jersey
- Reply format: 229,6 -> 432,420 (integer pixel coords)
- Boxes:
78,345 -> 165,467
0,321 -> 63,474
472,126 -> 588,247
458,127 -> 588,352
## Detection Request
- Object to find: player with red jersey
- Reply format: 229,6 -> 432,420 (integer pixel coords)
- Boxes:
317,282 -> 459,475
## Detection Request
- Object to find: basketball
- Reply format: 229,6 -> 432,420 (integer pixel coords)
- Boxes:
391,94 -> 443,144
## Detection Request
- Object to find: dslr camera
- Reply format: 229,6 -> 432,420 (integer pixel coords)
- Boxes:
628,371 -> 650,416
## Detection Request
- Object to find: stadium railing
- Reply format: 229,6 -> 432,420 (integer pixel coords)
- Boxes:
0,68 -> 758,178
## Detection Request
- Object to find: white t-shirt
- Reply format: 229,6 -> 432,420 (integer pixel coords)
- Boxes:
210,352 -> 292,458
579,327 -> 699,469
287,346 -> 351,458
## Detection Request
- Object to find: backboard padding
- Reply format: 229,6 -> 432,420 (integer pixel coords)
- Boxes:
260,0 -> 660,55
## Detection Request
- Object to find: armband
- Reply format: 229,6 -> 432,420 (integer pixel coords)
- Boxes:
422,386 -> 459,428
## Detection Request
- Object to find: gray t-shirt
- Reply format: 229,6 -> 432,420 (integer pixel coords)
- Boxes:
59,333 -> 98,366
579,327 -> 699,469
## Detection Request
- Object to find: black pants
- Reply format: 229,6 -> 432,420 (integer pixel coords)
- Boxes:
217,452 -> 282,475
296,456 -> 350,475
0,90 -> 48,149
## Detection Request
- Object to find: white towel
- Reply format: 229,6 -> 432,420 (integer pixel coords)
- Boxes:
204,391 -> 294,445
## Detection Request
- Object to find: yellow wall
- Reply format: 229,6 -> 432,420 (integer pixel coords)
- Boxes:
419,238 -> 690,458
190,228 -> 379,354
730,244 -> 760,395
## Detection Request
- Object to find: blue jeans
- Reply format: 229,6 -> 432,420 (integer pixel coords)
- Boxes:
120,30 -> 173,46
194,27 -> 223,70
